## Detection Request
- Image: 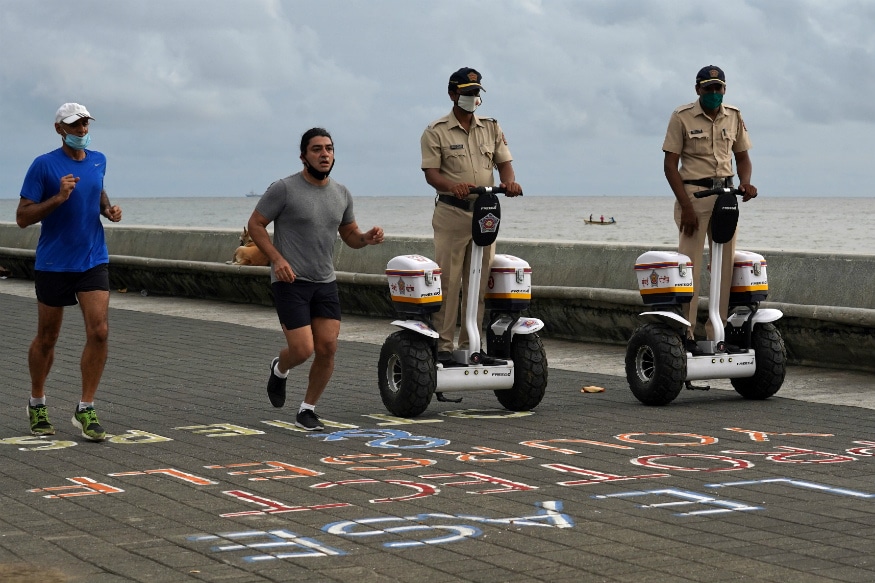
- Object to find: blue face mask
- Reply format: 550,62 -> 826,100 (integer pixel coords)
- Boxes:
63,132 -> 91,150
700,92 -> 723,110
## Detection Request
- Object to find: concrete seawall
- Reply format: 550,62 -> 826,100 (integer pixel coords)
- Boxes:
1,222 -> 873,372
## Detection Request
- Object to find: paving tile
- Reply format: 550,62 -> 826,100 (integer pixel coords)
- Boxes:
1,293 -> 874,582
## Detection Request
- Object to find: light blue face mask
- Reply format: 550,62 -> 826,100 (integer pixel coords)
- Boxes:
700,92 -> 723,110
63,132 -> 91,150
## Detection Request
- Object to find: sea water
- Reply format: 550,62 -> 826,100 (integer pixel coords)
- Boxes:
1,195 -> 871,254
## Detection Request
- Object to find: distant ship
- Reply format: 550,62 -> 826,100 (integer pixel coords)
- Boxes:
245,190 -> 261,198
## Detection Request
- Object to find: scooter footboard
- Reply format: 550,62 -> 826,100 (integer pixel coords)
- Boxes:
685,352 -> 756,381
436,364 -> 515,392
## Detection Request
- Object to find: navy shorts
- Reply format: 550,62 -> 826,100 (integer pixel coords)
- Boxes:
272,280 -> 341,331
34,264 -> 110,307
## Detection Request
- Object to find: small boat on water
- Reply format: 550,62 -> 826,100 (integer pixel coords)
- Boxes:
245,190 -> 261,198
584,217 -> 616,225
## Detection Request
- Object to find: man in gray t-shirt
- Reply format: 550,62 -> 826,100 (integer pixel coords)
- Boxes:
256,173 -> 355,284
247,128 -> 384,431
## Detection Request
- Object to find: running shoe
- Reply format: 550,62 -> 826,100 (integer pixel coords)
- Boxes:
295,409 -> 324,431
267,357 -> 287,408
71,407 -> 107,442
28,404 -> 55,436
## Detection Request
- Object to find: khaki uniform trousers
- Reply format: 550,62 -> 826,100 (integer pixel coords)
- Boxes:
674,184 -> 736,340
432,201 -> 495,353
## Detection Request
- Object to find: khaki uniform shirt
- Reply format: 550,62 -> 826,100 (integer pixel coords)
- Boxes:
662,100 -> 751,181
420,112 -> 513,199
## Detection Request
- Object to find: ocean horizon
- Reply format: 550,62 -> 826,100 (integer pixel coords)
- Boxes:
2,195 -> 872,255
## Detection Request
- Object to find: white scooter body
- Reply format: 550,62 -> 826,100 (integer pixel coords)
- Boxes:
379,186 -> 549,417
627,187 -> 786,404
391,233 -> 544,393
640,237 -> 782,381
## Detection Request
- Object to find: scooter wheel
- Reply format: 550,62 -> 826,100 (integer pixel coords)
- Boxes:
625,323 -> 686,406
730,323 -> 786,399
494,333 -> 548,411
378,331 -> 436,417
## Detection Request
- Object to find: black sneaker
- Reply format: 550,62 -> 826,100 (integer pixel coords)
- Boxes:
295,409 -> 324,431
723,342 -> 744,354
684,338 -> 704,356
266,357 -> 286,408
479,353 -> 508,366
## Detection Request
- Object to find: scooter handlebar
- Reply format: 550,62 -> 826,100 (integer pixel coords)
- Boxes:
468,186 -> 523,196
693,187 -> 744,199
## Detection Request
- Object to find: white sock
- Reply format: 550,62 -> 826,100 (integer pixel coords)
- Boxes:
299,402 -> 315,413
78,401 -> 93,412
273,361 -> 289,378
29,397 -> 46,407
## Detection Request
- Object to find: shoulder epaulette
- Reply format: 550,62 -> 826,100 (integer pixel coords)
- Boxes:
675,103 -> 696,114
426,116 -> 451,130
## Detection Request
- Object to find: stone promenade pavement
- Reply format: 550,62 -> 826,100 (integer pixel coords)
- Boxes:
1,283 -> 873,583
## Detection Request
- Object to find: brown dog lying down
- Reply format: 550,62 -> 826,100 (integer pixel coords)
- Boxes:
231,226 -> 269,266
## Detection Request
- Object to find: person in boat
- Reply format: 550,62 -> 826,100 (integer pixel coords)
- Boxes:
662,65 -> 758,347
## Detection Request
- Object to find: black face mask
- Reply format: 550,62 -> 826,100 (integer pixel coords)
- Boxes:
304,159 -> 335,181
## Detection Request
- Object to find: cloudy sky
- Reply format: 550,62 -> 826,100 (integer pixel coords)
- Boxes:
2,0 -> 874,199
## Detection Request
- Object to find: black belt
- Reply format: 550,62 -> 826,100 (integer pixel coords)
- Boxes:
437,194 -> 473,211
683,177 -> 734,188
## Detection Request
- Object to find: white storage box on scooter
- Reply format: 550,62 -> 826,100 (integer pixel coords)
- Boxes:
634,251 -> 694,306
730,250 -> 769,305
486,254 -> 532,311
386,255 -> 442,315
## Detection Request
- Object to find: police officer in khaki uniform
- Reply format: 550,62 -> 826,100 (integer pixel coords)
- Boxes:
420,67 -> 522,363
662,65 -> 758,346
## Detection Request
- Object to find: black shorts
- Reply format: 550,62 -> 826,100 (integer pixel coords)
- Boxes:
34,264 -> 110,307
272,280 -> 341,331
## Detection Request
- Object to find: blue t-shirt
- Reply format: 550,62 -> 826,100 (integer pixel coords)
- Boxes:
20,148 -> 109,272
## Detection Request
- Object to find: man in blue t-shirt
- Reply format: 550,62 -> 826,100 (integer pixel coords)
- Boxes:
17,103 -> 123,441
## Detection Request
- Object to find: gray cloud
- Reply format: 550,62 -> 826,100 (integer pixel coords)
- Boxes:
2,0 -> 874,199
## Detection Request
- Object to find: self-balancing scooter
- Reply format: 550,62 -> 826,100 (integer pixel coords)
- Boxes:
378,186 -> 548,417
626,187 -> 786,406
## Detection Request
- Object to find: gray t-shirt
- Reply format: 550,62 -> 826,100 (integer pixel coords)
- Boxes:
255,172 -> 355,283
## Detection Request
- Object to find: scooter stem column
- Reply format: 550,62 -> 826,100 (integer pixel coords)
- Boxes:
708,242 -> 726,343
464,243 -> 484,357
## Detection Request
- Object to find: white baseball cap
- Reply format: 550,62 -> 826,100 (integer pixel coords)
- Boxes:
55,103 -> 94,125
